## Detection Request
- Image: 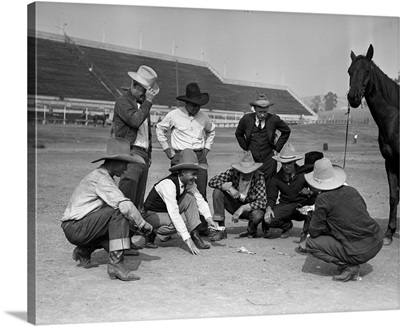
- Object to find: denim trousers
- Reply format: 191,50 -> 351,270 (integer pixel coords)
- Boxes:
118,147 -> 150,210
61,206 -> 131,252
212,188 -> 265,234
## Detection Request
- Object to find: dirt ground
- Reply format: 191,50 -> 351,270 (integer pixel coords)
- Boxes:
30,122 -> 399,325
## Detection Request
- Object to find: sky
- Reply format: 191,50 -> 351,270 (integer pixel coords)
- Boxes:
29,0 -> 400,98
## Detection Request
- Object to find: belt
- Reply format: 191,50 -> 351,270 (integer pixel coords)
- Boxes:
130,144 -> 148,152
174,148 -> 203,153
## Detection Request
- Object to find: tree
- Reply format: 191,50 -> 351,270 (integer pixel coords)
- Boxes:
310,95 -> 322,113
393,71 -> 400,84
323,92 -> 338,111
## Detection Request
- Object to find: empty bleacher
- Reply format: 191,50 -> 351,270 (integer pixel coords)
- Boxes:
28,30 -> 315,122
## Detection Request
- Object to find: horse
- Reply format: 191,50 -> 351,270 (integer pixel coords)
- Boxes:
347,44 -> 399,246
92,113 -> 109,127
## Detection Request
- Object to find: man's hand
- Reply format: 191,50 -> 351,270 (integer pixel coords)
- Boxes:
221,182 -> 232,192
221,182 -> 239,199
140,222 -> 153,236
185,238 -> 201,255
232,206 -> 243,223
164,148 -> 175,159
206,218 -> 218,230
299,187 -> 312,196
145,86 -> 159,102
264,206 -> 274,224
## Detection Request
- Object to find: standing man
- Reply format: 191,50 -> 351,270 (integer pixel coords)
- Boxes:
156,82 -> 216,201
61,138 -> 153,281
113,65 -> 159,210
235,93 -> 291,186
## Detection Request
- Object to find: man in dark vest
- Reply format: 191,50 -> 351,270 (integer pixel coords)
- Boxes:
235,93 -> 291,186
141,149 -> 220,255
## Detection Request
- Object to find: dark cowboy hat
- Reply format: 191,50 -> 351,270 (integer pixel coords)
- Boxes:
296,151 -> 324,174
169,149 -> 208,172
92,138 -> 145,164
250,93 -> 274,108
176,83 -> 209,106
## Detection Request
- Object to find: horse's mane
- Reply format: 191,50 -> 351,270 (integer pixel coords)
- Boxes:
368,58 -> 400,108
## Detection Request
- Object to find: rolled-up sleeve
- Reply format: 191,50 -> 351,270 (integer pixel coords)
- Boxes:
155,179 -> 191,241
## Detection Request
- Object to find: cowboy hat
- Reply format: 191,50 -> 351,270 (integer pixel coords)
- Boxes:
230,151 -> 262,174
176,83 -> 209,106
127,65 -> 159,93
296,151 -> 324,174
272,143 -> 303,163
250,93 -> 274,108
169,149 -> 207,172
91,137 -> 145,164
304,158 -> 347,190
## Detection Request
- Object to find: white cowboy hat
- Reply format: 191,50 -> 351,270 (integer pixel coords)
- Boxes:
127,65 -> 159,93
272,143 -> 303,163
250,93 -> 274,108
230,151 -> 262,174
304,157 -> 347,190
169,149 -> 207,172
92,138 -> 145,164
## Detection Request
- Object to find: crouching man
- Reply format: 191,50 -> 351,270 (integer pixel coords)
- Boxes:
61,138 -> 153,281
142,149 -> 220,255
208,151 -> 267,239
304,158 -> 383,282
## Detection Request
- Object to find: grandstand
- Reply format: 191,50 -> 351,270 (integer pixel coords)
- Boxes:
28,30 -> 317,126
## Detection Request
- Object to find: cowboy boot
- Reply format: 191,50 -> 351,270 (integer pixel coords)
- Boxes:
107,250 -> 140,281
145,231 -> 159,249
332,265 -> 360,282
72,246 -> 99,269
124,241 -> 142,256
190,228 -> 210,249
209,228 -> 227,242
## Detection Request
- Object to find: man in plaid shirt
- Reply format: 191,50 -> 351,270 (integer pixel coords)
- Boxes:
208,151 -> 267,240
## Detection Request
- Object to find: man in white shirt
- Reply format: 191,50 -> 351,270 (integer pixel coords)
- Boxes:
61,138 -> 153,281
142,149 -> 220,255
156,82 -> 215,201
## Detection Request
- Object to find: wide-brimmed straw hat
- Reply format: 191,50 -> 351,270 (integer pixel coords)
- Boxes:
92,138 -> 145,164
304,158 -> 347,190
250,93 -> 274,108
169,149 -> 207,172
272,143 -> 303,163
176,83 -> 209,106
127,65 -> 159,92
230,151 -> 262,174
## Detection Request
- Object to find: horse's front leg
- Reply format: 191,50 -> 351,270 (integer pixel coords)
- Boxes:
383,159 -> 399,245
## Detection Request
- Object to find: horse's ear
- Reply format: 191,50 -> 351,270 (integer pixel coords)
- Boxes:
366,44 -> 374,61
350,51 -> 356,61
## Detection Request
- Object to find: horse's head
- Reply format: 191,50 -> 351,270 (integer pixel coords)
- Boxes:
347,44 -> 374,108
